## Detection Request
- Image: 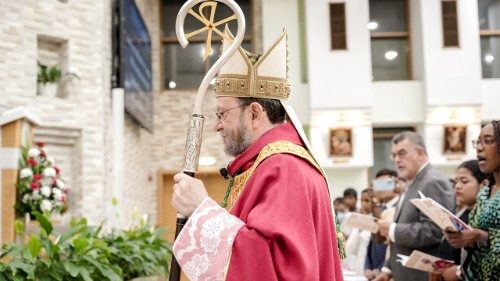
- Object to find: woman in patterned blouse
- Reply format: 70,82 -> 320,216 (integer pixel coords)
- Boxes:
444,120 -> 500,281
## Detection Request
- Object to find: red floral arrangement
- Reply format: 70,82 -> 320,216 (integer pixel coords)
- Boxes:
15,141 -> 68,218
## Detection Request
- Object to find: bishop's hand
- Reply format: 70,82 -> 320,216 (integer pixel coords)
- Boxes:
172,173 -> 209,217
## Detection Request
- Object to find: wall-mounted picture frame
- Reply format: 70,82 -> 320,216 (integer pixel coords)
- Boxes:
330,128 -> 353,157
443,125 -> 467,154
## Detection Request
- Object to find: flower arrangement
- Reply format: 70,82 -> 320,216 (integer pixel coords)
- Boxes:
15,141 -> 68,218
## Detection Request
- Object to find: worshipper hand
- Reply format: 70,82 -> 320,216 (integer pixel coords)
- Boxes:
372,272 -> 390,281
365,269 -> 380,280
437,265 -> 460,281
377,219 -> 391,238
172,173 -> 209,217
444,227 -> 488,248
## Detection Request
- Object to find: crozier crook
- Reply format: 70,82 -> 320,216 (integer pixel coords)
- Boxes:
169,1 -> 245,280
176,0 -> 245,173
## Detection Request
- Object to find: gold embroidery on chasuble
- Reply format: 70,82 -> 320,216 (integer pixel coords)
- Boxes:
227,141 -> 321,210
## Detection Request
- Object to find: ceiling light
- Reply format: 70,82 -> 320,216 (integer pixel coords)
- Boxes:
384,50 -> 398,61
367,21 -> 378,30
484,54 -> 494,64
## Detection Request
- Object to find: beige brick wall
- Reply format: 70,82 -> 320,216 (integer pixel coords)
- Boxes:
0,0 -> 250,227
0,0 -> 111,224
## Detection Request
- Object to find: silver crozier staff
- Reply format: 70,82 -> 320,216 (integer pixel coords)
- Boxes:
169,1 -> 245,280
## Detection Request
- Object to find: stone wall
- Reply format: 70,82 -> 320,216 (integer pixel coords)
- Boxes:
0,0 -> 255,226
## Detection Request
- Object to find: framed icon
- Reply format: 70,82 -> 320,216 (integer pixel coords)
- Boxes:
329,128 -> 353,157
443,125 -> 467,154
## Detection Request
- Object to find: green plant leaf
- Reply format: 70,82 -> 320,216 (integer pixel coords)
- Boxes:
78,267 -> 92,281
14,220 -> 25,236
27,235 -> 42,259
58,224 -> 86,245
62,261 -> 79,277
9,259 -> 35,278
73,237 -> 89,255
33,212 -> 52,235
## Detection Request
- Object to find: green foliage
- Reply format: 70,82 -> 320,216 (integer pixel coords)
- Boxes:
0,213 -> 172,280
104,225 -> 172,280
37,62 -> 61,84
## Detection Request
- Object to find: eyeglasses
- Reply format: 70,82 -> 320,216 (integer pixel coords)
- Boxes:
390,149 -> 409,161
214,105 -> 244,122
472,137 -> 497,149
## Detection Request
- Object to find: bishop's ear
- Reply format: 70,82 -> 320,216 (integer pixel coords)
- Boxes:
249,102 -> 265,123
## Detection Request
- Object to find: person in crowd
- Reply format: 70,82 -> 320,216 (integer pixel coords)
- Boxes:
360,189 -> 373,215
434,159 -> 493,281
345,189 -> 373,275
170,30 -> 343,280
343,187 -> 358,212
334,197 -> 347,224
373,131 -> 455,281
443,120 -> 500,281
365,168 -> 398,280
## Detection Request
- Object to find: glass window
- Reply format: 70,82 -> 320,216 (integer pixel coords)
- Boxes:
369,0 -> 411,80
480,36 -> 500,78
371,39 -> 409,81
478,0 -> 500,30
478,0 -> 500,78
369,0 -> 407,32
161,0 -> 253,90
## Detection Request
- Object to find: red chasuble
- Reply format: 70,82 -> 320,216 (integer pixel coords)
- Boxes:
173,122 -> 343,281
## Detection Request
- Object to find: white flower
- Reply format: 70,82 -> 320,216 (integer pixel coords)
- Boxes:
183,254 -> 209,281
22,194 -> 30,203
56,179 -> 67,190
47,157 -> 55,165
28,148 -> 40,158
40,186 -> 52,197
43,167 -> 56,178
52,188 -> 63,201
201,215 -> 225,239
40,200 -> 53,212
20,168 -> 33,179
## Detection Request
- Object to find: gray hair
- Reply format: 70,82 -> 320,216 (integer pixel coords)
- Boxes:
392,131 -> 427,155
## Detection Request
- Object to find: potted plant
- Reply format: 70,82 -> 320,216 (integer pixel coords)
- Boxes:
37,62 -> 61,97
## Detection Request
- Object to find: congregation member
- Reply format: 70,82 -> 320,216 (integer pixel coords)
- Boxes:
443,120 -> 500,281
374,131 -> 455,281
364,168 -> 398,280
434,160 -> 493,281
343,187 -> 358,212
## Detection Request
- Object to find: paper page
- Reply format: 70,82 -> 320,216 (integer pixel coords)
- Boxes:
410,197 -> 471,232
343,212 -> 379,233
400,250 -> 454,273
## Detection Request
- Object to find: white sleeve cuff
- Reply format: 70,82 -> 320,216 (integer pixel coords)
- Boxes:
173,198 -> 245,280
389,223 -> 397,242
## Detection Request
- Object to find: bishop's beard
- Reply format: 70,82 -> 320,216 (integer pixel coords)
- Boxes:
221,114 -> 253,157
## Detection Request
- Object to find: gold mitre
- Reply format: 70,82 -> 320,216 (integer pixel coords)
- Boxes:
214,28 -> 290,100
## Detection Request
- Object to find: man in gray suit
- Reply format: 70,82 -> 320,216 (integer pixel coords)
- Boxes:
373,131 -> 454,281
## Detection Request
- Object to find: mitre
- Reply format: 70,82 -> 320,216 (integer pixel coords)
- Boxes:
213,27 -> 290,100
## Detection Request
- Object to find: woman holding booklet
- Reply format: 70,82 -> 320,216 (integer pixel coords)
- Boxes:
435,160 -> 492,281
442,120 -> 500,281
